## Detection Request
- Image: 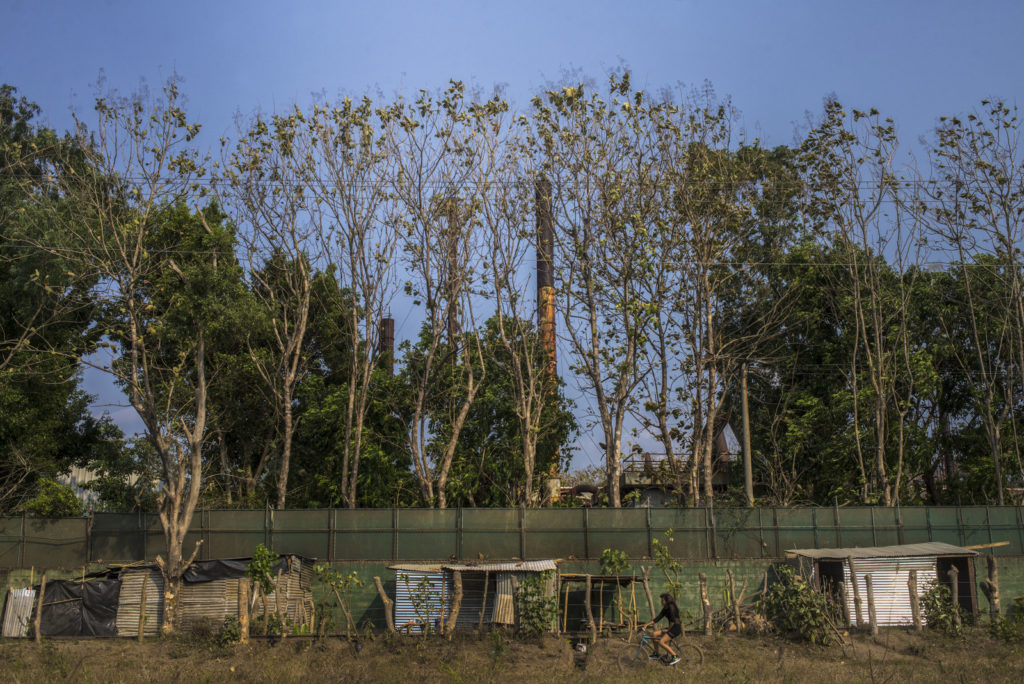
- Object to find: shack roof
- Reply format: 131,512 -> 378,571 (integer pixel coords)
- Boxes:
442,560 -> 557,573
389,560 -> 558,573
788,542 -> 978,560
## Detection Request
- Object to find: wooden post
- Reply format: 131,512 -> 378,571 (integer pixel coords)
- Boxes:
948,567 -> 962,629
333,586 -> 355,639
239,577 -> 250,643
276,568 -> 286,639
641,566 -> 655,622
848,557 -> 864,629
986,554 -> 1001,620
373,576 -> 395,633
908,570 -> 921,632
865,574 -> 878,637
735,578 -> 747,631
727,569 -> 742,631
598,580 -> 604,635
561,578 -> 569,633
33,574 -> 46,643
839,581 -> 851,627
137,575 -> 148,642
447,571 -> 463,639
478,570 -> 490,631
584,574 -> 596,644
699,573 -> 712,636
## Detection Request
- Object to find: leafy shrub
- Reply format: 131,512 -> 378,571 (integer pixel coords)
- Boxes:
599,548 -> 630,576
247,544 -> 278,595
218,616 -> 242,646
23,479 -> 83,517
761,565 -> 841,645
514,571 -> 557,637
990,597 -> 1024,643
921,583 -> 963,637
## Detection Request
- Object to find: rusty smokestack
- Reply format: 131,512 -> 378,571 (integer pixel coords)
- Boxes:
536,176 -> 556,381
379,316 -> 395,376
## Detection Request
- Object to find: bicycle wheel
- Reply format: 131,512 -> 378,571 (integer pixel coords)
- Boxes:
670,641 -> 704,669
620,638 -> 656,669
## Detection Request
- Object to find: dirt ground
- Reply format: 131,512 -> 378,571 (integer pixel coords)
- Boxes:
2,628 -> 1023,683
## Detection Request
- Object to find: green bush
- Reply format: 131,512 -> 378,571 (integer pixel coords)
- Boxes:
990,597 -> 1024,643
921,583 -> 963,637
760,565 -> 841,645
514,571 -> 557,637
22,478 -> 83,517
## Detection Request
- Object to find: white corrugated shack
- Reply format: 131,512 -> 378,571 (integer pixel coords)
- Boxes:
788,542 -> 979,626
391,560 -> 558,634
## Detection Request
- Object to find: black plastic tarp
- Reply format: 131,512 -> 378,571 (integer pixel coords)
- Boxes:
182,556 -> 291,584
38,579 -> 121,637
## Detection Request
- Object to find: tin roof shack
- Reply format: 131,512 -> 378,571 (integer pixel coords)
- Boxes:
391,560 -> 558,634
788,542 -> 979,626
15,572 -> 123,637
115,555 -> 314,636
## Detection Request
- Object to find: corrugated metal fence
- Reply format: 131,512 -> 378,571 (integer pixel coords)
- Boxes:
2,506 -> 1023,568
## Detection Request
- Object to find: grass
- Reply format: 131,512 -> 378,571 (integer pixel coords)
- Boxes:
2,627 -> 1024,683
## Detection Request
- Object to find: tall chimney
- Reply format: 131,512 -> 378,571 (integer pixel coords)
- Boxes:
379,316 -> 395,375
536,176 -> 556,381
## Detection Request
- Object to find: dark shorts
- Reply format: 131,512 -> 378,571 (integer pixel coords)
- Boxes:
667,623 -> 682,638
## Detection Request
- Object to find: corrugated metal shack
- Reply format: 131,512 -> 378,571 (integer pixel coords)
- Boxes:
1,588 -> 36,637
0,554 -> 314,638
391,560 -> 557,634
789,542 -> 979,626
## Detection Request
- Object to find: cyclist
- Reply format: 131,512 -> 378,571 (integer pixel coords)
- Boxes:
643,593 -> 682,665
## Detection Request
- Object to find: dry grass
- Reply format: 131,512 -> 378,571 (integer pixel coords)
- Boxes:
2,627 -> 1023,683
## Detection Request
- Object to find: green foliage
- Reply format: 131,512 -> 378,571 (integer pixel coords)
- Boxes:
599,548 -> 630,576
217,616 -> 242,647
651,529 -> 683,595
990,597 -> 1024,643
761,566 -> 841,645
22,478 -> 83,517
247,544 -> 278,595
921,583 -> 964,637
514,571 -> 557,637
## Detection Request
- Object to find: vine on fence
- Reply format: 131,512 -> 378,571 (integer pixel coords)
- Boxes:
514,571 -> 557,636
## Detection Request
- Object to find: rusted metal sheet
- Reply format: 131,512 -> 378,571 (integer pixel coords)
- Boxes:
116,570 -> 164,636
1,588 -> 35,637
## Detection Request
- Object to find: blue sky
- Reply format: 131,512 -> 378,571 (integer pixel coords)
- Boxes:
3,0 -> 1024,458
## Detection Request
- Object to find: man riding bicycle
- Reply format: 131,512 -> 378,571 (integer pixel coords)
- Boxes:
643,593 -> 682,665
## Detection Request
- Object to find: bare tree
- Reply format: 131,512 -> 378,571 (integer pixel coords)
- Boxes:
531,74 -> 657,507
304,96 -> 400,508
381,83 -> 495,507
224,108 -> 320,509
925,101 -> 1024,503
30,79 -> 211,630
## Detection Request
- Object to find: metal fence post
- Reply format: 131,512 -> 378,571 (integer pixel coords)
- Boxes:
646,506 -> 653,559
835,503 -> 843,548
457,507 -> 463,561
518,506 -> 526,559
392,508 -> 399,561
583,507 -> 590,560
327,508 -> 335,562
20,510 -> 26,568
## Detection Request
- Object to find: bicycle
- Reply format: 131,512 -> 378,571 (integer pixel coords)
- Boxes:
621,626 -> 704,669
